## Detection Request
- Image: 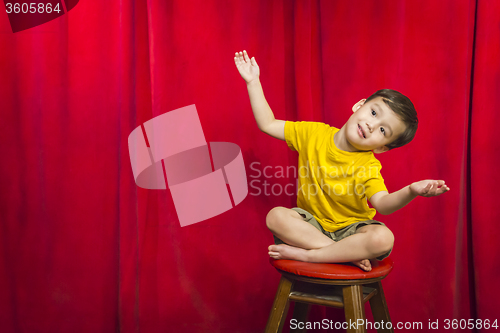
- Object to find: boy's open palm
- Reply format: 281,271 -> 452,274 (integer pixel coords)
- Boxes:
234,50 -> 260,83
410,180 -> 450,197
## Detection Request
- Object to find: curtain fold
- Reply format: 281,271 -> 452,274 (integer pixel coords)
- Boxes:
0,0 -> 496,332
470,0 -> 500,325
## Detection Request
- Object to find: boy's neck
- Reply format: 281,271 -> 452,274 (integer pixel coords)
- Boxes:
334,126 -> 361,152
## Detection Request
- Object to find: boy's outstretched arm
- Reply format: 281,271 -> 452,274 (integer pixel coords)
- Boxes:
234,50 -> 285,140
369,180 -> 450,215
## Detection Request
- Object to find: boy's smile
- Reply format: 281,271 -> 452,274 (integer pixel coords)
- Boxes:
335,97 -> 407,153
357,124 -> 366,138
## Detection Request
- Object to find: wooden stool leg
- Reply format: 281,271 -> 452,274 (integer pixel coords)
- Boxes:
265,276 -> 294,333
367,281 -> 393,333
343,285 -> 366,333
290,302 -> 310,333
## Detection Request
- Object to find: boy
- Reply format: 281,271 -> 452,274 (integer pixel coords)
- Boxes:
234,50 -> 449,271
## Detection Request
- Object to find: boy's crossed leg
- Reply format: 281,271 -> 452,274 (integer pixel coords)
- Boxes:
266,207 -> 394,272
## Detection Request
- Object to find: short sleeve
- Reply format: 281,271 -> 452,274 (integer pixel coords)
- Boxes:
285,121 -> 331,153
363,160 -> 388,199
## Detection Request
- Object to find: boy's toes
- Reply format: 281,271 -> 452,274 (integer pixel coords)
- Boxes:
268,251 -> 280,259
361,260 -> 372,271
352,259 -> 372,272
268,245 -> 283,259
268,245 -> 279,251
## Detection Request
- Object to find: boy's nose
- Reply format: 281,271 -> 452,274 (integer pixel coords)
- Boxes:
366,123 -> 373,132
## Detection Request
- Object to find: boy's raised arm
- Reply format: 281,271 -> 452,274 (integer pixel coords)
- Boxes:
235,50 -> 285,141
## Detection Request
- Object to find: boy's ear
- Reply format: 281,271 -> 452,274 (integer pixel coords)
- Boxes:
352,99 -> 366,112
373,145 -> 390,154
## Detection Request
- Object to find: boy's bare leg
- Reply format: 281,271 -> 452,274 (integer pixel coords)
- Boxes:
266,207 -> 335,249
266,207 -> 374,271
268,223 -> 394,272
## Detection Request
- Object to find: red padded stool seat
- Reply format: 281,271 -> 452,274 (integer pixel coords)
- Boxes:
265,258 -> 394,333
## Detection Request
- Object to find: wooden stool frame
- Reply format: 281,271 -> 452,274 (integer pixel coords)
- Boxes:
265,270 -> 393,333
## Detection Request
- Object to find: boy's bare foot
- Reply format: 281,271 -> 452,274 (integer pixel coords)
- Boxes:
351,259 -> 372,272
268,244 -> 372,272
268,244 -> 309,262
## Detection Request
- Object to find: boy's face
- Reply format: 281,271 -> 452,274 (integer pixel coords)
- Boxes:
345,97 -> 407,153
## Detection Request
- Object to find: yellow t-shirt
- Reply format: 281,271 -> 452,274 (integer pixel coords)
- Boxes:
285,121 -> 388,232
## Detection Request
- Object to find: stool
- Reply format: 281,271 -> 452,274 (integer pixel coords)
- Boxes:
265,258 -> 394,333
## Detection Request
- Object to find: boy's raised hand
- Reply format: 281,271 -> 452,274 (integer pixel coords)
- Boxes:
234,50 -> 260,84
410,180 -> 450,197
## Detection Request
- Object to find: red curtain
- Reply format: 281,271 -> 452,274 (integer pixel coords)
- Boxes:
0,0 -> 497,332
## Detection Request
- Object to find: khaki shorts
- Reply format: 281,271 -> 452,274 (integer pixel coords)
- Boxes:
273,207 -> 392,261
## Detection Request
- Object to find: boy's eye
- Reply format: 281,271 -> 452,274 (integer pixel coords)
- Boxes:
371,109 -> 376,116
380,128 -> 386,135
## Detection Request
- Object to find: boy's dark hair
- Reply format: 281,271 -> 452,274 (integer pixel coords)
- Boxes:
365,89 -> 418,150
